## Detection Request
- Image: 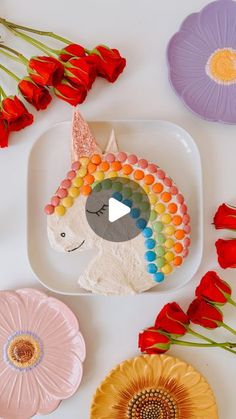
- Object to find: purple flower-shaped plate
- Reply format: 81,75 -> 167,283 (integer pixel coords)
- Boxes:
167,0 -> 236,124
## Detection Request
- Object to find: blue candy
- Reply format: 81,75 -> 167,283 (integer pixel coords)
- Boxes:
142,227 -> 153,238
153,272 -> 165,283
130,208 -> 141,219
145,238 -> 156,249
136,218 -> 147,230
147,263 -> 157,274
112,192 -> 122,202
123,199 -> 133,208
145,251 -> 156,262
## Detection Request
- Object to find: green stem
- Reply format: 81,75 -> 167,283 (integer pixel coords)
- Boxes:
188,328 -> 236,354
228,297 -> 236,308
0,45 -> 28,65
222,322 -> 236,336
172,338 -> 236,349
0,86 -> 7,99
0,63 -> 20,82
0,18 -> 73,45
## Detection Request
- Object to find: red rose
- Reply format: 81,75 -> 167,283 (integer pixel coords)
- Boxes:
155,302 -> 189,336
92,45 -> 126,82
187,298 -> 223,329
214,203 -> 236,230
59,44 -> 85,62
18,78 -> 52,111
216,239 -> 236,269
138,328 -> 171,354
0,114 -> 9,148
54,78 -> 87,106
28,56 -> 64,87
196,271 -> 232,305
65,56 -> 97,90
1,96 -> 33,132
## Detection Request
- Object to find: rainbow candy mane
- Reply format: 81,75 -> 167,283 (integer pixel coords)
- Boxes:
45,151 -> 191,284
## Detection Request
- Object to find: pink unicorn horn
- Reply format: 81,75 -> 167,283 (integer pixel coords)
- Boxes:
71,110 -> 102,162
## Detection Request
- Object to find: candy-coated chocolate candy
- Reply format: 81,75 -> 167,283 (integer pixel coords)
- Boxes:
161,213 -> 172,224
62,196 -> 73,208
183,214 -> 190,224
149,210 -> 157,221
84,174 -> 95,185
164,177 -> 172,187
183,249 -> 189,258
128,154 -> 138,164
140,201 -> 150,212
79,157 -> 89,166
145,251 -> 156,262
152,183 -> 164,194
55,205 -> 66,216
123,199 -> 132,208
112,181 -> 123,192
71,161 -> 81,171
73,177 -> 83,188
144,174 -> 155,185
105,153 -> 115,163
170,186 -> 178,195
131,208 -> 141,219
168,203 -> 178,214
174,243 -> 183,253
67,170 -> 76,180
145,239 -> 156,249
175,229 -> 185,240
173,256 -> 183,266
142,227 -> 153,238
153,272 -> 165,282
157,169 -> 165,179
149,194 -> 157,206
61,179 -> 72,189
44,204 -> 54,215
164,225 -> 175,236
161,192 -> 171,203
180,204 -> 187,214
177,194 -> 184,204
77,167 -> 87,178
100,161 -> 110,172
112,161 -> 122,171
148,163 -> 157,173
87,163 -> 97,174
91,154 -> 102,165
155,203 -> 165,214
51,196 -> 60,207
94,171 -> 105,181
156,246 -> 165,257
173,215 -> 183,226
134,169 -> 144,180
68,187 -> 80,198
142,185 -> 150,195
156,233 -> 165,244
161,264 -> 173,275
107,171 -> 118,178
112,192 -> 122,201
165,251 -> 174,262
121,177 -> 130,184
133,192 -> 143,203
136,218 -> 147,230
184,238 -> 191,247
80,185 -> 92,195
138,159 -> 148,169
123,187 -> 132,198
153,222 -> 163,232
102,179 -> 112,190
147,264 -> 157,274
93,183 -> 102,192
117,152 -> 127,162
57,188 -> 68,199
184,225 -> 191,234
122,164 -> 133,175
156,257 -> 165,268
165,239 -> 174,249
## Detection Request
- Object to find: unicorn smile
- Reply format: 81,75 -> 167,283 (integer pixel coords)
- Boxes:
68,240 -> 85,252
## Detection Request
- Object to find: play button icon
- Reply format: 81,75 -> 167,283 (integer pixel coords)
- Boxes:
108,197 -> 131,223
85,177 -> 151,243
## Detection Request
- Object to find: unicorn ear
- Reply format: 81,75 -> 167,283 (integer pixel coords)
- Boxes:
71,109 -> 102,162
104,129 -> 119,154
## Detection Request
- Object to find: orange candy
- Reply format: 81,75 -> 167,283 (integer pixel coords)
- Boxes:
87,163 -> 97,174
84,174 -> 95,185
99,161 -> 110,172
175,230 -> 185,240
112,161 -> 122,171
122,164 -> 133,175
161,192 -> 171,203
144,174 -> 155,185
80,185 -> 92,195
152,183 -> 164,194
173,256 -> 183,266
134,169 -> 144,180
91,154 -> 102,165
168,203 -> 178,214
173,215 -> 182,226
174,243 -> 183,253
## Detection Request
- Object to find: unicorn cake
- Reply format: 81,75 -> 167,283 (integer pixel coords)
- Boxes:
45,111 -> 191,295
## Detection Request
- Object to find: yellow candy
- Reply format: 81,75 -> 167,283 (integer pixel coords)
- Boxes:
79,157 -> 89,166
149,194 -> 158,205
143,185 -> 150,194
68,187 -> 80,198
165,239 -> 174,249
155,203 -> 165,214
107,171 -> 118,178
164,225 -> 175,236
121,177 -> 130,184
161,213 -> 172,224
55,205 -> 66,216
77,167 -> 87,178
165,251 -> 175,262
73,177 -> 84,188
62,196 -> 73,208
94,171 -> 105,181
161,264 -> 173,275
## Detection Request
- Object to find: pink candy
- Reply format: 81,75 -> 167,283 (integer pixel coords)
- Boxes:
117,152 -> 127,162
148,164 -> 157,173
61,179 -> 72,189
164,177 -> 172,187
57,188 -> 68,199
177,194 -> 184,204
183,249 -> 189,258
44,204 -> 54,215
183,214 -> 190,225
184,238 -> 191,248
105,153 -> 115,163
170,186 -> 178,195
128,154 -> 138,164
184,225 -> 191,234
157,169 -> 165,179
67,170 -> 76,180
138,159 -> 148,169
180,204 -> 187,214
71,161 -> 81,171
51,196 -> 60,207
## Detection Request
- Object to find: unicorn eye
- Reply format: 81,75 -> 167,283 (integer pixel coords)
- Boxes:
86,204 -> 108,217
61,232 -> 66,237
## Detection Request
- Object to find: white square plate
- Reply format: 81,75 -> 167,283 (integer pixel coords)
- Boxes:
27,120 -> 203,295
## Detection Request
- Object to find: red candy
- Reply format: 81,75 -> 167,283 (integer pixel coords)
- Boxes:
71,161 -> 81,171
183,214 -> 190,224
61,179 -> 72,189
51,196 -> 60,206
180,204 -> 187,214
67,170 -> 76,180
184,225 -> 191,234
117,152 -> 127,162
157,169 -> 165,179
177,194 -> 184,204
184,238 -> 191,247
170,186 -> 178,195
44,204 -> 54,215
183,249 -> 189,258
128,154 -> 138,164
148,164 -> 158,173
105,153 -> 115,163
164,177 -> 172,187
138,159 -> 148,169
57,188 -> 68,199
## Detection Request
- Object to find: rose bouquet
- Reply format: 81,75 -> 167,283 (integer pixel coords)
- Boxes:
0,18 -> 126,147
139,271 -> 236,356
213,203 -> 236,268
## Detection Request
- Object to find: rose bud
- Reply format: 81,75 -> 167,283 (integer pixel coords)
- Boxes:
59,44 -> 86,62
1,96 -> 33,132
65,56 -> 97,90
0,114 -> 9,148
54,78 -> 87,106
216,239 -> 236,269
187,298 -> 223,329
138,328 -> 171,354
18,78 -> 52,111
155,302 -> 189,336
91,45 -> 126,82
196,271 -> 232,305
214,203 -> 236,230
28,56 -> 64,87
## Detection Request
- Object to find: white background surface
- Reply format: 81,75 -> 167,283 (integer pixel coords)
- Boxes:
0,0 -> 236,418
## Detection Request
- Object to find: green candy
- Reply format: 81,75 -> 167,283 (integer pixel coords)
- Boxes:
133,192 -> 143,203
156,246 -> 165,257
123,187 -> 132,198
153,222 -> 163,233
140,201 -> 150,213
156,257 -> 165,268
149,210 -> 157,222
156,233 -> 165,244
112,182 -> 123,192
103,179 -> 112,190
93,182 -> 102,192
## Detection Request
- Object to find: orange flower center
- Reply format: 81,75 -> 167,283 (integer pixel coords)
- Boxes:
206,48 -> 236,84
7,334 -> 42,370
127,388 -> 178,419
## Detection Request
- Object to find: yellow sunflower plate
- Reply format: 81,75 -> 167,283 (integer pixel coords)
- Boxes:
90,355 -> 218,419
